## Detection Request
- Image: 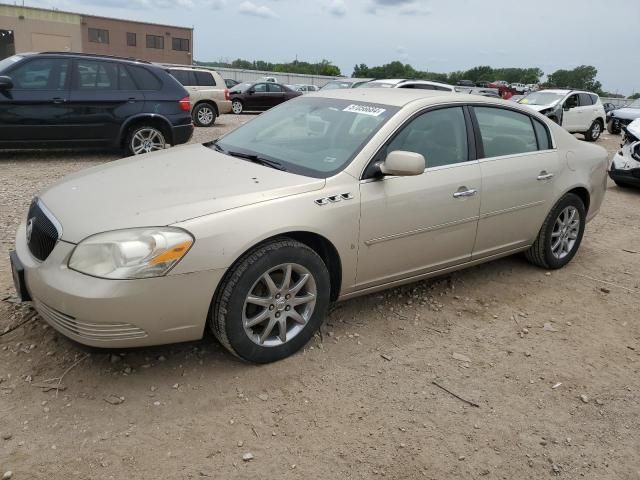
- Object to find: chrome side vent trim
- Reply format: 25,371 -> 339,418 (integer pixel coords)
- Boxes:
315,193 -> 354,206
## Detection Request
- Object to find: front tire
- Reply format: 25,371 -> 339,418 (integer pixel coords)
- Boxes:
126,125 -> 166,156
584,120 -> 602,142
525,193 -> 586,269
193,103 -> 216,127
231,99 -> 243,115
607,120 -> 621,134
210,238 -> 330,363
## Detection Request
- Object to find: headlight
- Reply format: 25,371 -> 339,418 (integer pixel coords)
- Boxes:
539,108 -> 552,116
68,227 -> 194,279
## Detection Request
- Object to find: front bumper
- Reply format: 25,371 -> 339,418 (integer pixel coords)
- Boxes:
609,151 -> 640,186
13,222 -> 226,348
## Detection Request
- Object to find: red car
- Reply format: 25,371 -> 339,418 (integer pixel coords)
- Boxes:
230,81 -> 302,114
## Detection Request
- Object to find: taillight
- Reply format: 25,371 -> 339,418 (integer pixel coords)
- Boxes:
179,96 -> 191,112
224,89 -> 230,101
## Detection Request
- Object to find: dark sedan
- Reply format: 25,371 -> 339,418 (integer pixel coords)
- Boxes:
229,82 -> 302,114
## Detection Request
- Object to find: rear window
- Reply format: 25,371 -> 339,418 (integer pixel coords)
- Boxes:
129,65 -> 162,90
195,71 -> 216,86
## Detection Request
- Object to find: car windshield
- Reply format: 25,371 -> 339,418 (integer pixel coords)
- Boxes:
212,97 -> 399,178
629,99 -> 640,109
321,80 -> 355,90
519,92 -> 565,106
0,55 -> 22,72
232,82 -> 253,92
359,81 -> 395,88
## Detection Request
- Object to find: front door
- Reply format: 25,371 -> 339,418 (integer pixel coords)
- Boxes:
246,83 -> 269,110
0,56 -> 71,147
66,59 -> 143,144
357,106 -> 481,289
561,93 -> 582,131
471,106 -> 560,258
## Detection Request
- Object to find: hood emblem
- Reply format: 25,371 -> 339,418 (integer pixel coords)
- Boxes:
26,217 -> 35,243
315,193 -> 353,206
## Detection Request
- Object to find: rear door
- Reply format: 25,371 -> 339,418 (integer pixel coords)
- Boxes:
0,56 -> 71,145
267,83 -> 287,107
471,106 -> 560,258
67,59 -> 144,144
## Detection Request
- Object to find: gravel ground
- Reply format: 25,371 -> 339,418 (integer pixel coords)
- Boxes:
1,117 -> 639,480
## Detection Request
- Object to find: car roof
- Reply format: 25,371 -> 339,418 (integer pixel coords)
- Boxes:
539,89 -> 599,96
32,51 -> 152,65
312,88 -> 507,108
328,78 -> 374,83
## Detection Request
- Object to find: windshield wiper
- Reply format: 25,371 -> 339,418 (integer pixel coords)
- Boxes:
226,150 -> 287,171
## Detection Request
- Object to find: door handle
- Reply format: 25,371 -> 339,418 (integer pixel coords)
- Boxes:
127,97 -> 137,103
51,97 -> 66,104
453,188 -> 477,198
537,172 -> 554,181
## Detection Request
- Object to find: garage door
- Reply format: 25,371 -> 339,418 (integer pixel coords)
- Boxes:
31,33 -> 71,52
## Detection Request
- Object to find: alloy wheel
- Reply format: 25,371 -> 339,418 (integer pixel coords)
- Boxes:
591,122 -> 601,139
197,106 -> 214,125
551,206 -> 580,259
131,128 -> 165,154
232,100 -> 243,114
242,263 -> 317,347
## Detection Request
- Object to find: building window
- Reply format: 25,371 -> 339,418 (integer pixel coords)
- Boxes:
172,37 -> 189,52
126,32 -> 136,47
88,28 -> 109,44
146,34 -> 164,49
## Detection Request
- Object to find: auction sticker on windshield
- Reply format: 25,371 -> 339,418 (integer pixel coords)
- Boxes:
343,104 -> 386,116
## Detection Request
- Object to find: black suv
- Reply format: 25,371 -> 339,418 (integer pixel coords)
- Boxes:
0,52 -> 193,155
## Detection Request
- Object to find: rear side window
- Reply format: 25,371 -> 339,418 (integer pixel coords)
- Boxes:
579,93 -> 594,106
129,65 -> 162,90
532,119 -> 551,150
9,58 -> 69,90
76,60 -> 118,90
194,71 -> 215,86
169,69 -> 194,86
589,94 -> 599,105
268,83 -> 284,92
118,65 -> 136,90
474,107 -> 537,158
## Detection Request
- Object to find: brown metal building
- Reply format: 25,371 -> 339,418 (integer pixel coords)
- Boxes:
0,4 -> 193,64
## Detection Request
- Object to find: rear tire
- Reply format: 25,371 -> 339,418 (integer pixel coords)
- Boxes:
614,180 -> 632,188
584,120 -> 602,142
125,125 -> 166,156
231,99 -> 243,115
525,193 -> 586,270
193,103 -> 217,127
210,238 -> 330,363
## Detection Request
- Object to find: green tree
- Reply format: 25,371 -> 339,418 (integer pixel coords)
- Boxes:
547,65 -> 602,94
628,92 -> 640,100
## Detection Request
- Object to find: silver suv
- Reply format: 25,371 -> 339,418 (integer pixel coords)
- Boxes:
166,65 -> 232,127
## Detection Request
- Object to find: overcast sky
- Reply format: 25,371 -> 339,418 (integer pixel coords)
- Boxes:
26,0 -> 640,94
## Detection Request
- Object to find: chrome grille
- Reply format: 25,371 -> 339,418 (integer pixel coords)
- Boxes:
35,300 -> 148,341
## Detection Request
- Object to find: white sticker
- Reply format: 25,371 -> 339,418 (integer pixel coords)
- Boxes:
343,104 -> 386,117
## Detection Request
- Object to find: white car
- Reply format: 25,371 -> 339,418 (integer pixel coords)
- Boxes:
360,79 -> 456,92
510,83 -> 528,94
519,89 -> 606,142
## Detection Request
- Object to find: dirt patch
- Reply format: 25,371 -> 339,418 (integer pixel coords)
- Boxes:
1,123 -> 639,479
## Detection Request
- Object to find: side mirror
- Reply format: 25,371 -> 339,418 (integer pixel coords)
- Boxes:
0,76 -> 13,90
563,104 -> 571,111
380,150 -> 425,176
248,89 -> 255,95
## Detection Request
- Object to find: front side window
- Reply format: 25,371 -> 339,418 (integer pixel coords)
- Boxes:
76,60 -> 117,90
386,107 -> 469,168
214,97 -> 399,178
564,94 -> 579,109
172,37 -> 190,52
474,107 -> 538,158
9,58 -> 69,90
146,35 -> 164,49
88,28 -> 109,44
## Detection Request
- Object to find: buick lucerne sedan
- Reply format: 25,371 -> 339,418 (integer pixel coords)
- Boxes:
11,90 -> 608,363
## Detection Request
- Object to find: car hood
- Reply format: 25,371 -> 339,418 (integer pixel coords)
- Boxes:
39,144 -> 325,243
524,102 -> 557,112
610,108 -> 640,120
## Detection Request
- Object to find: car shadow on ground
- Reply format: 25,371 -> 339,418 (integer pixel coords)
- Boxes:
0,149 -> 121,163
